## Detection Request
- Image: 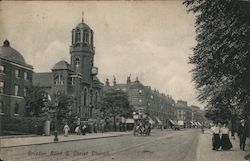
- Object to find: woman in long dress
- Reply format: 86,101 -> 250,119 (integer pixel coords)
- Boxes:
211,123 -> 221,150
63,123 -> 70,137
220,123 -> 232,150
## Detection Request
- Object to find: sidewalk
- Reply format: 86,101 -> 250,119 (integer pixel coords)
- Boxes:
196,130 -> 249,161
0,132 -> 132,148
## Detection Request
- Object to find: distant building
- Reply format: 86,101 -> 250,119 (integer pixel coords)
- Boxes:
0,40 -> 33,117
33,18 -> 103,120
103,76 -> 176,128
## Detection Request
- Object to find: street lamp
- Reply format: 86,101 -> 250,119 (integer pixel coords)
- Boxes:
53,92 -> 60,142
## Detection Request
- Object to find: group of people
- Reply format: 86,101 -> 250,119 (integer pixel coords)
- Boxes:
74,124 -> 87,135
211,122 -> 232,150
211,119 -> 248,151
62,122 -> 87,137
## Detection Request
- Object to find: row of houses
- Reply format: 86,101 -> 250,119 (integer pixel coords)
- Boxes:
103,77 -> 205,128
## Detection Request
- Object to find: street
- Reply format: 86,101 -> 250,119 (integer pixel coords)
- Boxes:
1,129 -> 199,161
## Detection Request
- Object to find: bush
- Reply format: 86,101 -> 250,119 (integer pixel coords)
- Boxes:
1,116 -> 47,135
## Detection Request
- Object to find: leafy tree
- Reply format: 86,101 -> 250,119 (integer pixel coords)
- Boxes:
48,93 -> 74,127
183,0 -> 250,121
24,85 -> 47,117
96,89 -> 132,131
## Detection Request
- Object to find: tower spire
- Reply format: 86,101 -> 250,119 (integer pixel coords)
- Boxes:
82,11 -> 84,23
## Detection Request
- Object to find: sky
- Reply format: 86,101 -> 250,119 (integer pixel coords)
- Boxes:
0,1 -> 205,108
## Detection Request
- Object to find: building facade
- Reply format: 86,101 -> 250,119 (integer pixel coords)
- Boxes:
33,19 -> 103,120
0,40 -> 33,117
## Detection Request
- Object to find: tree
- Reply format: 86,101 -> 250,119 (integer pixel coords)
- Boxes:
96,89 -> 132,131
48,93 -> 75,127
183,0 -> 250,121
24,85 -> 47,117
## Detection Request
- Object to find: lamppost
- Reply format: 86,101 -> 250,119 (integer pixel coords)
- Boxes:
53,92 -> 60,142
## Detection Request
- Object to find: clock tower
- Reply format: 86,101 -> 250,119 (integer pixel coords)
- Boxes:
70,17 -> 98,83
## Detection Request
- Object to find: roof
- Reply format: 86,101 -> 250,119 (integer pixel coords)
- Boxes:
33,72 -> 53,87
0,40 -> 26,65
76,22 -> 91,30
52,60 -> 72,70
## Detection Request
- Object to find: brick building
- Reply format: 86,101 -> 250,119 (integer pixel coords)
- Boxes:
33,18 -> 103,120
0,40 -> 33,117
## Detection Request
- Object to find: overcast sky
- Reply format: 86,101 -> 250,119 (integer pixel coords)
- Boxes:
0,1 -> 205,108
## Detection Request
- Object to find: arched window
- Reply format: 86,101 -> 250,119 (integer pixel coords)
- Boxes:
0,101 -> 4,114
84,88 -> 87,106
90,89 -> 93,105
76,30 -> 81,43
74,57 -> 80,68
84,30 -> 89,44
95,91 -> 98,102
14,103 -> 19,114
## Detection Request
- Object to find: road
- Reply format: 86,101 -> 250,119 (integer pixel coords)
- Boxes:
1,129 -> 200,161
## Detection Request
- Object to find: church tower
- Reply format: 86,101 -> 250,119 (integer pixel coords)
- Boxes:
70,16 -> 97,83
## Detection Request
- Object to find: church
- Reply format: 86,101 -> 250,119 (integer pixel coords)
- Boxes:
33,18 -> 103,120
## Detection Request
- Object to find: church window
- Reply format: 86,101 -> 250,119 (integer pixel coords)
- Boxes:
95,91 -> 98,102
84,30 -> 89,44
0,101 -> 4,114
75,58 -> 80,68
14,103 -> 19,114
0,81 -> 4,94
84,88 -> 87,106
54,73 -> 64,85
76,30 -> 81,43
90,89 -> 93,105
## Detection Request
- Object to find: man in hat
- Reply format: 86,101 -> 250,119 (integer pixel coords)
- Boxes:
238,119 -> 248,151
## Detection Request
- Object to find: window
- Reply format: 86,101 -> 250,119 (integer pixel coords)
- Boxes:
139,90 -> 142,94
84,88 -> 87,106
95,91 -> 98,102
0,101 -> 4,114
15,69 -> 19,78
90,89 -> 93,105
14,85 -> 19,96
23,88 -> 27,97
14,103 -> 19,114
139,99 -> 142,103
69,77 -> 74,85
0,81 -> 4,94
0,65 -> 4,73
84,31 -> 89,43
75,58 -> 80,68
24,72 -> 28,80
54,73 -> 64,85
76,30 -> 81,42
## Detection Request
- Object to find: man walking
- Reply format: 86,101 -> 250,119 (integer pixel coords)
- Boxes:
238,119 -> 248,151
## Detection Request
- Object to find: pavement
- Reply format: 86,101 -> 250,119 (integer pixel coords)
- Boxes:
0,131 -> 132,148
196,130 -> 250,161
1,129 -> 249,161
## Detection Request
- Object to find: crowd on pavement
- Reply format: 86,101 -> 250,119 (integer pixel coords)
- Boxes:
210,119 -> 248,151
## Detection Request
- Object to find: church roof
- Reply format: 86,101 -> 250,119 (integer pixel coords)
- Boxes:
52,60 -> 72,70
76,22 -> 91,30
0,40 -> 26,65
33,72 -> 53,87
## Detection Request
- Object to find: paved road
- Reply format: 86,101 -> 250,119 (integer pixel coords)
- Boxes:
1,129 -> 200,161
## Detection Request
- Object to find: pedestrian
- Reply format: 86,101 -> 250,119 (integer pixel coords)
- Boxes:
81,124 -> 87,135
238,119 -> 248,151
211,122 -> 221,150
75,126 -> 81,135
63,123 -> 70,137
220,123 -> 232,150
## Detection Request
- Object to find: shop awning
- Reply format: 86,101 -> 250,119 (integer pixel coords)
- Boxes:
190,121 -> 195,125
155,117 -> 163,125
148,117 -> 155,124
126,118 -> 134,124
197,122 -> 202,126
169,119 -> 176,125
178,120 -> 184,126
